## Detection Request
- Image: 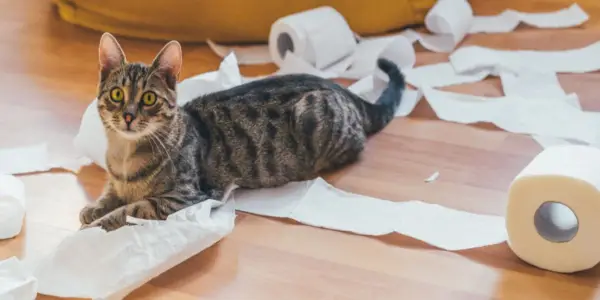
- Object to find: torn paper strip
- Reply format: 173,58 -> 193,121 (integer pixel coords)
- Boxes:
422,87 -> 600,145
404,62 -> 491,88
233,177 -> 507,250
450,41 -> 600,74
469,4 -> 588,33
425,171 -> 440,183
498,71 -> 587,149
0,257 -> 38,300
34,199 -> 236,300
206,40 -> 272,65
412,2 -> 587,53
500,71 -> 567,98
0,174 -> 26,239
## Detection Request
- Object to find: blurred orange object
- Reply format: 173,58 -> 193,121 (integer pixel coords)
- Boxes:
52,0 -> 434,43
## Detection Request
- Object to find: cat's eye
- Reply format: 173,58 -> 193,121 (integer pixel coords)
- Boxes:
110,88 -> 124,102
142,92 -> 157,106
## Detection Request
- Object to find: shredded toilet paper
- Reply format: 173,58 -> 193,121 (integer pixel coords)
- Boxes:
208,2 -> 588,81
0,174 -> 26,240
422,86 -> 600,145
499,71 -> 581,148
34,198 -> 236,299
450,40 -> 600,75
469,3 -> 588,34
0,257 -> 38,300
498,70 -> 600,150
234,177 -> 507,250
404,62 -> 492,88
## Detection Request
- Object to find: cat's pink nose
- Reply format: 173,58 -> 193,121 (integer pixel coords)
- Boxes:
123,112 -> 135,128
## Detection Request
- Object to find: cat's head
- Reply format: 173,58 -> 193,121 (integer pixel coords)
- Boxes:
96,32 -> 182,140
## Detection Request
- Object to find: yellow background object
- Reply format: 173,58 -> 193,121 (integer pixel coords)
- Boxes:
53,0 -> 435,43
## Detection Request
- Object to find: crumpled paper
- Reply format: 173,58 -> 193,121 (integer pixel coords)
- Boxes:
34,198 -> 236,300
0,257 -> 38,300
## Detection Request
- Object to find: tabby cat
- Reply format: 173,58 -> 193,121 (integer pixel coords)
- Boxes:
79,32 -> 406,231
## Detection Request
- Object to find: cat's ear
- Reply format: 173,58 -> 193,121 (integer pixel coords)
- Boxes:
98,32 -> 126,82
151,41 -> 182,91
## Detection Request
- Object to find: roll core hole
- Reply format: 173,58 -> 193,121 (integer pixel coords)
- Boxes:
534,201 -> 579,243
277,33 -> 294,59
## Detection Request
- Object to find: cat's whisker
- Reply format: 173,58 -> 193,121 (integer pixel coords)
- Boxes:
148,130 -> 175,172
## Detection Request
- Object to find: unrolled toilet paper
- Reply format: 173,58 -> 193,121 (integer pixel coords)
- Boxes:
0,173 -> 26,240
34,198 -> 236,299
506,145 -> 600,273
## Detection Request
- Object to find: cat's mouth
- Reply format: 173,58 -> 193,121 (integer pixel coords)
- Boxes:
117,128 -> 146,140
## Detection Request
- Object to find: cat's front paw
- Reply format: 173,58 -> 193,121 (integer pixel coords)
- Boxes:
81,213 -> 126,232
79,204 -> 107,226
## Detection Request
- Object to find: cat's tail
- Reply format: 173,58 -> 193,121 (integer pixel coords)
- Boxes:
356,58 -> 406,136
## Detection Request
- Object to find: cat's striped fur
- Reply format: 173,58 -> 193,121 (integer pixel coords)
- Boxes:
80,33 -> 405,231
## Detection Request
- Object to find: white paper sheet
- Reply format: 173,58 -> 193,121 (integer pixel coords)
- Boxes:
500,71 -> 566,98
450,40 -> 600,75
498,71 -> 595,149
469,4 -> 588,34
234,177 -> 507,250
0,257 -> 38,300
422,86 -> 600,145
0,144 -> 91,174
206,40 -> 272,65
404,62 -> 491,88
34,199 -> 236,300
0,174 -> 26,239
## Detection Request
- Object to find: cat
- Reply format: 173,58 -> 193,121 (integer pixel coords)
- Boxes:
79,32 -> 406,231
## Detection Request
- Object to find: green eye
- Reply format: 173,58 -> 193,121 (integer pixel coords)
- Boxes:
110,88 -> 124,102
142,92 -> 157,106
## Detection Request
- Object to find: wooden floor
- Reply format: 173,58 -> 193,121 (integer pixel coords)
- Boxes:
2,0 -> 600,299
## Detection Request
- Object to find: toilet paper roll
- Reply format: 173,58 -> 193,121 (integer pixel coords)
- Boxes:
506,145 -> 600,273
268,6 -> 357,70
0,174 -> 26,239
